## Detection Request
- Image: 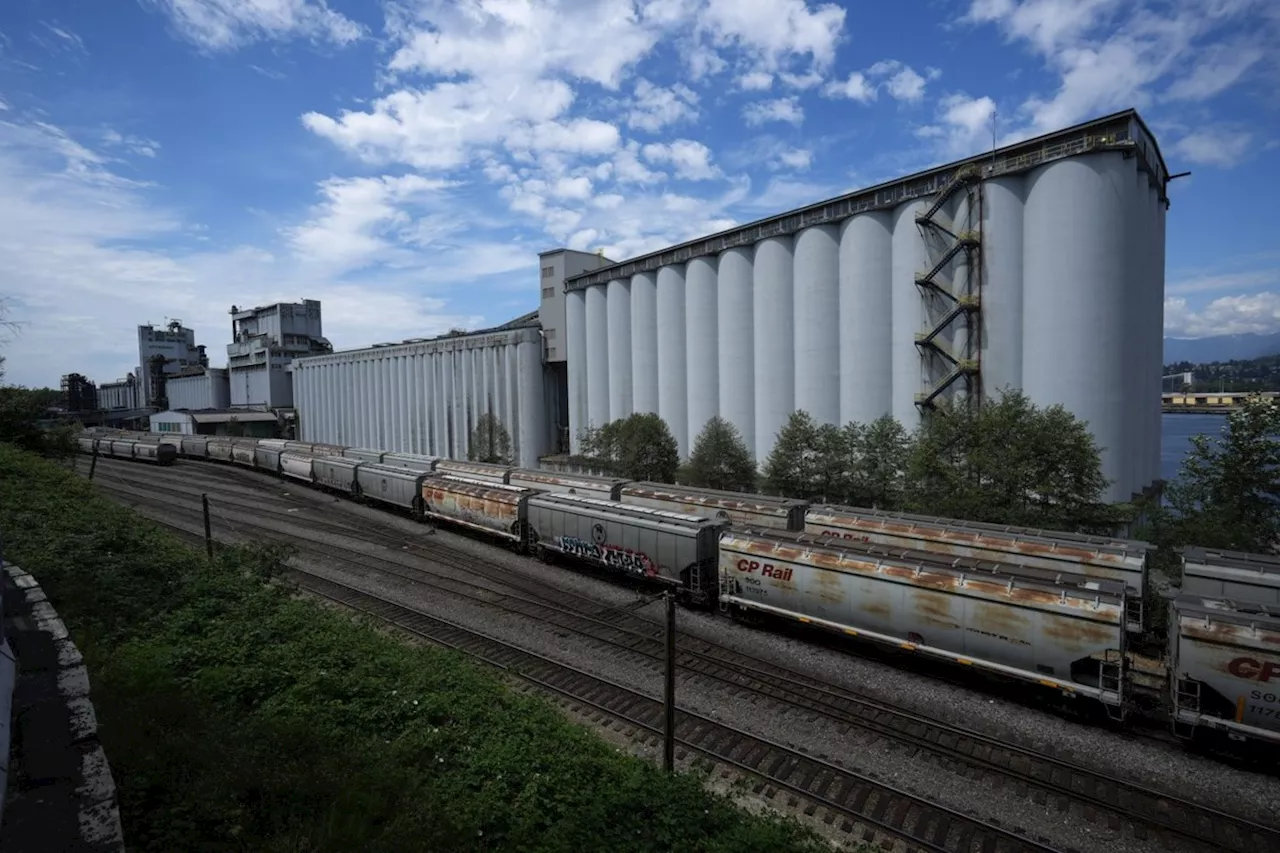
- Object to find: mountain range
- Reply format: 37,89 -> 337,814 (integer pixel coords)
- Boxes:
1163,333 -> 1280,366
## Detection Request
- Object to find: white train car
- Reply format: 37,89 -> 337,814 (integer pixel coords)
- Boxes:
718,528 -> 1130,710
507,469 -> 629,501
620,483 -> 808,531
1180,547 -> 1280,606
1169,595 -> 1280,744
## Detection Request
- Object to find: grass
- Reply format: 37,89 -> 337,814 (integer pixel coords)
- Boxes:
0,445 -> 829,852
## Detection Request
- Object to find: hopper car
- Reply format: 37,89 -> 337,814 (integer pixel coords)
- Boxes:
77,431 -> 1280,749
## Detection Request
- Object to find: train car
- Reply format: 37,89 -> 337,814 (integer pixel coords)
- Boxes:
312,456 -> 362,495
108,439 -> 137,459
207,438 -> 236,463
284,441 -> 316,454
342,447 -> 385,464
381,453 -> 441,473
132,441 -> 178,465
181,436 -> 211,459
1168,595 -> 1280,745
356,463 -> 428,515
279,451 -> 314,483
257,439 -> 289,450
1180,547 -> 1280,606
420,475 -> 538,545
76,437 -> 98,454
529,493 -> 726,599
718,528 -> 1130,711
620,483 -> 808,531
230,439 -> 258,468
254,446 -> 283,475
508,469 -> 630,500
434,459 -> 512,485
805,504 -> 1149,631
310,442 -> 347,458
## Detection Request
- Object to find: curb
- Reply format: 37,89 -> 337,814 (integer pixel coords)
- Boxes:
2,561 -> 125,852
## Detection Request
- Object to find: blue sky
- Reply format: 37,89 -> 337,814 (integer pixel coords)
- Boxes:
0,0 -> 1277,388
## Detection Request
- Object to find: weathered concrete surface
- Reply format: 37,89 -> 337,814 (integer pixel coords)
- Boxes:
1,562 -> 124,852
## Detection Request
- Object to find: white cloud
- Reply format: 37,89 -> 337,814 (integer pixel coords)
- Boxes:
0,117 -> 515,387
778,70 -> 823,89
552,175 -> 593,200
822,59 -> 934,103
36,22 -> 88,55
611,140 -> 665,184
102,128 -> 161,158
742,96 -> 804,126
916,93 -> 997,157
642,139 -> 720,180
1172,130 -> 1252,168
145,0 -> 364,51
738,70 -> 774,91
966,0 -> 1275,135
1167,268 -> 1280,296
823,72 -> 875,102
776,148 -> 812,170
627,78 -> 698,132
1165,293 -> 1280,338
693,0 -> 846,76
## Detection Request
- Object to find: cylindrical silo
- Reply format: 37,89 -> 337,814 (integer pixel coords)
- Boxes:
607,278 -> 633,423
793,224 -> 840,426
516,339 -> 545,467
980,176 -> 1025,401
948,192 -> 974,406
686,256 -> 719,449
506,344 -> 519,459
631,271 -> 658,416
838,212 -> 893,425
718,247 -> 755,458
584,285 -> 610,431
891,200 -> 930,429
566,289 -> 587,453
1152,187 -> 1167,489
656,264 -> 689,455
1023,154 -> 1132,502
1145,183 -> 1165,490
1123,170 -> 1147,498
753,236 -> 795,462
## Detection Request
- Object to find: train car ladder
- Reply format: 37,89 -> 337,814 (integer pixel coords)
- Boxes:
1173,677 -> 1201,738
1100,655 -> 1126,721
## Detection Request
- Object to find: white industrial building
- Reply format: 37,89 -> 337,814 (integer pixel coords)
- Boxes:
291,109 -> 1168,504
166,367 -> 231,411
137,320 -> 206,408
150,409 -> 279,436
291,313 -> 552,467
227,300 -> 330,409
98,374 -> 140,410
563,109 -> 1168,504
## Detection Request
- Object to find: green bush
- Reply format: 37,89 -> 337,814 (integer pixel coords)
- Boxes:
0,444 -> 824,853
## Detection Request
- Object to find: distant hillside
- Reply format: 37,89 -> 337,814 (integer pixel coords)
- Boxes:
1163,353 -> 1280,392
1163,332 -> 1280,364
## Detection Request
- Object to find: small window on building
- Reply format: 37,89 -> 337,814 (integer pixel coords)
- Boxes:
547,347 -> 557,359
541,265 -> 555,279
544,328 -> 556,339
541,287 -> 555,298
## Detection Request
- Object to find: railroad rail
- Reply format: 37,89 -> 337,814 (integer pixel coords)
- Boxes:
86,458 -> 1280,853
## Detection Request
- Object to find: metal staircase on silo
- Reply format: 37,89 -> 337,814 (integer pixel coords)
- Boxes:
913,165 -> 982,412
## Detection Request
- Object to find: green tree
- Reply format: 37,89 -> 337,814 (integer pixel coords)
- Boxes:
813,422 -> 855,502
762,411 -> 821,498
468,412 -> 513,465
685,416 -> 756,492
849,415 -> 911,510
1165,398 -> 1280,553
904,390 -> 1115,532
577,413 -> 680,482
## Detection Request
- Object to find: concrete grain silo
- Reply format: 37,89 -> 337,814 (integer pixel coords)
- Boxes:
550,109 -> 1167,503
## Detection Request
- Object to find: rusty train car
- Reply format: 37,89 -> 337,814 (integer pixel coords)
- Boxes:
78,429 -> 1280,748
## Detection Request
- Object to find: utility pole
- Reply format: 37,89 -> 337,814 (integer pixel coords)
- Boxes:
664,590 -> 677,773
202,494 -> 213,561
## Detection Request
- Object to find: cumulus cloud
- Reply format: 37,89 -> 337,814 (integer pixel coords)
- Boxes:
641,139 -> 720,180
145,0 -> 364,51
742,96 -> 804,126
626,78 -> 699,132
822,59 -> 935,103
915,93 -> 997,157
823,71 -> 875,102
1165,293 -> 1280,338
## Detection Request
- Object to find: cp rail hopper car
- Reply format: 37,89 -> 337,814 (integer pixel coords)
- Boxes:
420,474 -> 538,546
1180,546 -> 1280,606
619,483 -> 808,531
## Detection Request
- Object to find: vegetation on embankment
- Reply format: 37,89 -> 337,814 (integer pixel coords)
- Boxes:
0,444 -> 826,853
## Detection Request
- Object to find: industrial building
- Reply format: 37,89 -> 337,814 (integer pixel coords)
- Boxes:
561,109 -> 1167,503
291,108 -> 1167,504
150,408 -> 280,437
291,312 -> 554,467
60,373 -> 97,412
136,320 -> 206,407
98,374 -> 140,410
166,367 -> 231,411
227,300 -> 331,409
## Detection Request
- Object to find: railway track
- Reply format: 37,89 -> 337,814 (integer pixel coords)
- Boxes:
86,458 -> 1280,853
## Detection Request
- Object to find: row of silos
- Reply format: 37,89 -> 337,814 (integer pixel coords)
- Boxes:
293,328 -> 546,467
565,150 -> 1164,503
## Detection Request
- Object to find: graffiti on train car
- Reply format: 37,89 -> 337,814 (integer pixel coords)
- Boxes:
1228,657 -> 1280,683
555,536 -> 656,577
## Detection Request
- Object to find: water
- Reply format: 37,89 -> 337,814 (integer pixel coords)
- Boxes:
1160,413 -> 1227,484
